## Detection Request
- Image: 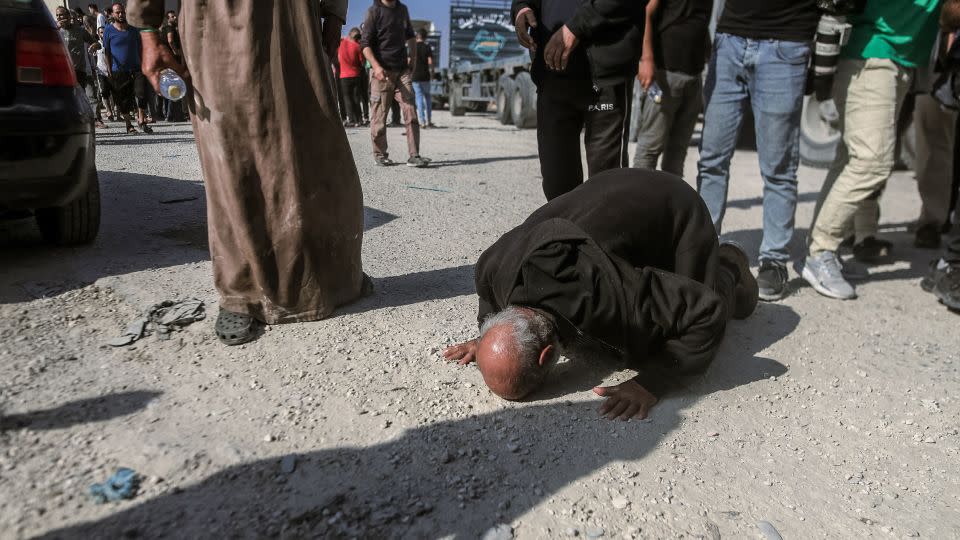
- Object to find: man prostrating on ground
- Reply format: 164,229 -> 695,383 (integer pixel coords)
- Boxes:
444,169 -> 759,419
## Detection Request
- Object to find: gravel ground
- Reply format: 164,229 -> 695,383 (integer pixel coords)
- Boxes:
1,111 -> 958,539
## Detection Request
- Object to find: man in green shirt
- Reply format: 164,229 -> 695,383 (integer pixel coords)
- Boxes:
800,0 -> 942,300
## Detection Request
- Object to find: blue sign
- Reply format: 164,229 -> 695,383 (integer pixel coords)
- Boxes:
469,30 -> 506,62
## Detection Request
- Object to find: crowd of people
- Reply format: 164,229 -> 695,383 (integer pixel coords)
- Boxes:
86,0 -> 958,416
56,3 -> 185,135
512,0 -> 960,314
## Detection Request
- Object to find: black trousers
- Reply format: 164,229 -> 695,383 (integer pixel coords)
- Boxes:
946,114 -> 960,262
339,77 -> 364,124
536,78 -> 633,200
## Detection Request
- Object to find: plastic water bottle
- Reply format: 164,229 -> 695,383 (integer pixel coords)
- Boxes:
643,81 -> 663,104
159,69 -> 187,101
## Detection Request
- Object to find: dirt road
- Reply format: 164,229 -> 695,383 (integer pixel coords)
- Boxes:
1,112 -> 958,539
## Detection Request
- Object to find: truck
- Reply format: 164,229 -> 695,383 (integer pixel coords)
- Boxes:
444,0 -> 538,128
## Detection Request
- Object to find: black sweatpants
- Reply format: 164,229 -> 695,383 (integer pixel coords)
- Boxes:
339,76 -> 364,124
536,78 -> 632,200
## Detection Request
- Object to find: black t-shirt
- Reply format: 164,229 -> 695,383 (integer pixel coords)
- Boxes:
716,0 -> 819,43
654,0 -> 712,75
361,1 -> 416,72
412,42 -> 433,81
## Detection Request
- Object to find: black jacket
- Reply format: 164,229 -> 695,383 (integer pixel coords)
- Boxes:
511,0 -> 646,88
474,169 -> 727,396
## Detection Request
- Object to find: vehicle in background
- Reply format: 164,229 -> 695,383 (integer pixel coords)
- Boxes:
1,0 -> 100,245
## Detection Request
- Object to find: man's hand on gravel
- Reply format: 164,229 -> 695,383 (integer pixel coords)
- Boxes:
442,339 -> 479,365
593,380 -> 658,421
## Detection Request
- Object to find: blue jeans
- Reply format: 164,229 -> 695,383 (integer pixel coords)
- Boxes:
412,80 -> 432,123
697,33 -> 811,264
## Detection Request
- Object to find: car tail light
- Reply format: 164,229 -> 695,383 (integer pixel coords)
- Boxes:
15,27 -> 77,87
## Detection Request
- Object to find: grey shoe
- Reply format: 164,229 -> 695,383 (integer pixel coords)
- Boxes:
407,155 -> 430,168
801,251 -> 856,300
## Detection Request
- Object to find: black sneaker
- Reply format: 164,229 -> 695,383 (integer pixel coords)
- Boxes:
756,261 -> 789,301
914,224 -> 941,249
921,260 -> 960,311
852,236 -> 892,263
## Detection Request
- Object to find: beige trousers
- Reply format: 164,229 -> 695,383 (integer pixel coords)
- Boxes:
810,58 -> 913,254
914,93 -> 958,228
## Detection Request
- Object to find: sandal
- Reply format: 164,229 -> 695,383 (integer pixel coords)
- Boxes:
95,120 -> 107,129
139,122 -> 154,134
215,307 -> 260,346
126,126 -> 138,134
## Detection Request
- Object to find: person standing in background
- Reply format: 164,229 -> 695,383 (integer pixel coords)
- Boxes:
632,0 -> 712,177
103,2 -> 152,134
339,27 -> 367,127
361,0 -> 430,167
159,10 -> 184,122
914,30 -> 958,249
800,0 -> 942,300
55,6 -> 103,129
411,28 -> 436,128
511,0 -> 646,200
696,0 -> 819,301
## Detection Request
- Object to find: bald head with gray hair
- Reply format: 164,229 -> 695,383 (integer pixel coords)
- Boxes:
475,305 -> 560,400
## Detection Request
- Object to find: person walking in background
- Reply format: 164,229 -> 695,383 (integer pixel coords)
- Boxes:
361,0 -> 430,167
632,0 -> 712,177
800,1 -> 942,300
103,2 -> 152,134
511,0 -> 646,200
411,28 -> 435,128
696,0 -> 819,301
127,0 -> 372,345
339,27 -> 366,128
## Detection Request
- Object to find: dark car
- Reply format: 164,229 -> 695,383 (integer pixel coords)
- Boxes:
0,0 -> 99,245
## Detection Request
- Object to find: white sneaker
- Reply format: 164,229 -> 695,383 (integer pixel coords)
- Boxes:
801,251 -> 857,300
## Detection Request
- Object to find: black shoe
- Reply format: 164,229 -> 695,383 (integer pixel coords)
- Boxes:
756,261 -> 789,301
375,156 -> 396,166
852,236 -> 892,263
914,224 -> 942,249
215,307 -> 260,346
718,241 -> 759,319
921,261 -> 960,311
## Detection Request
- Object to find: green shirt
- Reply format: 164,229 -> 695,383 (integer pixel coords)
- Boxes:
841,0 -> 942,68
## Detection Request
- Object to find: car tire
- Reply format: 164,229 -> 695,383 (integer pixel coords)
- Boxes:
496,75 -> 516,125
511,71 -> 537,129
36,165 -> 101,246
799,95 -> 841,169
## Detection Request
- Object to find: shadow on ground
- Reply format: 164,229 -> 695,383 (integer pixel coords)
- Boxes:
536,303 -> 797,400
343,264 -> 476,314
0,390 -> 161,432
0,171 -> 398,304
39,352 -> 778,539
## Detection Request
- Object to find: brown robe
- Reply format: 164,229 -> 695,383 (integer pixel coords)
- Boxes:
128,0 -> 364,324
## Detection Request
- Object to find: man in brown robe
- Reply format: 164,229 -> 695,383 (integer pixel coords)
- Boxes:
127,0 -> 369,345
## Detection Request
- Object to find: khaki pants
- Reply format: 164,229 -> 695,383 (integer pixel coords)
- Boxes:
370,69 -> 420,159
914,93 -> 958,229
810,58 -> 913,254
179,0 -> 365,324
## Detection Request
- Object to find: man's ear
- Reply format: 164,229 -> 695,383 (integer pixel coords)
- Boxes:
538,344 -> 557,367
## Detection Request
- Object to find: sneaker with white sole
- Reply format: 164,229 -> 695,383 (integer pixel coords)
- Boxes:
801,251 -> 856,300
